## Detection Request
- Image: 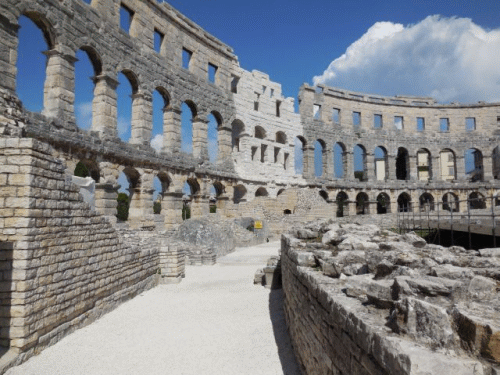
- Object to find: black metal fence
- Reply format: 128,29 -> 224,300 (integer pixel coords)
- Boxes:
396,195 -> 499,250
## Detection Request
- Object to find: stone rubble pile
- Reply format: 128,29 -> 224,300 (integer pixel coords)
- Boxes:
290,219 -> 500,372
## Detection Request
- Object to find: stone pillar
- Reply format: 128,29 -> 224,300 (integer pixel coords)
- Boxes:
128,169 -> 155,228
1,19 -> 17,92
432,156 -> 441,181
192,117 -> 209,160
408,155 -> 417,181
388,154 -> 397,181
368,201 -> 378,215
345,151 -> 354,181
324,147 -> 333,180
162,191 -> 183,229
483,155 -> 493,182
216,195 -> 230,216
456,155 -> 465,181
42,48 -> 77,121
92,74 -> 119,138
162,107 -> 182,153
348,201 -> 357,216
302,146 -> 315,179
366,153 -> 375,181
190,178 -> 210,217
218,125 -> 232,161
129,92 -> 152,146
94,183 -> 120,225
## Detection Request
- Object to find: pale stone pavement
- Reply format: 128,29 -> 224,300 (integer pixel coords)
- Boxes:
6,241 -> 302,375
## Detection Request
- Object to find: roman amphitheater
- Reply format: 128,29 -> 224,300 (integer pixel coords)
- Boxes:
0,0 -> 499,374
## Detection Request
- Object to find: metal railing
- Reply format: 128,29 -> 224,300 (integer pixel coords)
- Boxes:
396,195 -> 499,249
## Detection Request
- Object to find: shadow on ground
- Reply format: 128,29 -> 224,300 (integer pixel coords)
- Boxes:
269,288 -> 304,375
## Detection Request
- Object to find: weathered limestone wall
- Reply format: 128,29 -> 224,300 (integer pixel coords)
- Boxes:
0,137 -> 183,367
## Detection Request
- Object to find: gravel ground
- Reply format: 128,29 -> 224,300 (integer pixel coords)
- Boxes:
6,241 -> 302,375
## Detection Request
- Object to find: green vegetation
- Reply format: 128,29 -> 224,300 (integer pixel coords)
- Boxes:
74,161 -> 89,178
182,205 -> 191,220
116,193 -> 130,221
153,201 -> 161,214
209,205 -> 217,213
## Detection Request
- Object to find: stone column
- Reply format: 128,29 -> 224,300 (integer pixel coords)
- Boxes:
387,154 -> 397,181
302,146 -> 315,179
218,125 -> 232,161
129,92 -> 153,146
366,153 -> 375,181
347,201 -> 357,216
192,117 -> 209,160
128,169 -> 155,228
345,151 -> 354,181
42,48 -> 77,121
92,74 -> 119,138
483,155 -> 493,182
1,19 -> 17,92
216,194 -> 230,216
190,178 -> 210,217
324,147 -> 333,180
162,191 -> 183,229
162,107 -> 182,153
94,183 -> 120,225
432,156 -> 441,181
368,201 -> 378,215
408,155 -> 417,181
456,155 -> 465,181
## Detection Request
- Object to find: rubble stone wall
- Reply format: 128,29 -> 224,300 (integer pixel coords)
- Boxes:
0,137 -> 183,367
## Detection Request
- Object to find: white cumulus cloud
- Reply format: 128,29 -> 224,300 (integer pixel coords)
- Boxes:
313,16 -> 500,103
151,134 -> 163,152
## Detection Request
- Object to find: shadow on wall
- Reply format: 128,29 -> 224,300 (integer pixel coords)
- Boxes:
0,241 -> 13,352
268,289 -> 304,375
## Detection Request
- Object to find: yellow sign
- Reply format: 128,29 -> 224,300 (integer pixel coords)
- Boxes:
254,221 -> 263,229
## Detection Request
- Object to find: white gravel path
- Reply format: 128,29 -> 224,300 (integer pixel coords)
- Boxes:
6,241 -> 302,375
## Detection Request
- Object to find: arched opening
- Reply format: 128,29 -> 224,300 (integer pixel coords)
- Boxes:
151,87 -> 170,152
16,14 -> 54,113
353,144 -> 367,181
442,192 -> 459,212
231,119 -> 244,152
493,146 -> 500,180
465,148 -> 483,182
314,139 -> 326,177
208,112 -> 221,163
333,142 -> 346,179
117,71 -> 139,142
152,172 -> 171,214
376,193 -> 390,214
255,187 -> 269,197
117,167 -> 140,221
396,147 -> 409,181
255,126 -> 266,140
397,193 -> 411,212
295,136 -> 306,175
419,193 -> 435,212
284,209 -> 292,215
356,192 -> 369,215
74,47 -> 102,130
276,131 -> 287,144
374,146 -> 388,181
440,149 -> 456,181
181,101 -> 196,154
319,190 -> 328,201
336,191 -> 349,217
233,184 -> 247,203
74,160 -> 100,182
277,188 -> 285,196
417,149 -> 431,181
469,192 -> 486,210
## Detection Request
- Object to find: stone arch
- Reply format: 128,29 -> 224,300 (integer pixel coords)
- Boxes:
74,159 -> 100,182
353,144 -> 367,181
295,136 -> 307,175
468,191 -> 486,210
212,181 -> 225,197
186,177 -> 200,196
233,184 -> 247,203
20,11 -> 57,50
336,191 -> 349,217
209,110 -> 224,163
374,146 -> 388,181
333,142 -> 346,179
277,188 -> 286,196
319,190 -> 328,201
397,192 -> 411,212
255,125 -> 266,139
376,192 -> 391,214
314,139 -> 327,177
417,148 -> 432,181
442,192 -> 459,212
356,192 -> 369,215
231,119 -> 245,151
419,192 -> 435,212
120,69 -> 140,94
465,148 -> 483,182
276,131 -> 287,144
255,187 -> 269,197
440,149 -> 457,181
77,45 -> 103,76
396,147 -> 410,181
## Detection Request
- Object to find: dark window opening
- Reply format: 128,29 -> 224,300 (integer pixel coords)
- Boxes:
120,4 -> 134,34
154,29 -> 164,53
231,75 -> 239,93
208,63 -> 217,83
182,48 -> 192,70
276,101 -> 281,117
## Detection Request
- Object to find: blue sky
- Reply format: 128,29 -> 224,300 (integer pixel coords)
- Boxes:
15,0 -> 500,196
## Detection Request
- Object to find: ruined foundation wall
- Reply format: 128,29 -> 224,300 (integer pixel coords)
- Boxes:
0,137 -> 183,366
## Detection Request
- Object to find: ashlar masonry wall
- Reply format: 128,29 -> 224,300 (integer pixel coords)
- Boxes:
0,137 -> 183,366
